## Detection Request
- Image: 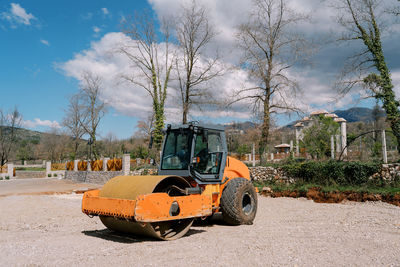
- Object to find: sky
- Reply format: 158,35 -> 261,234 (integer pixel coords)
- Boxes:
1,0 -> 399,139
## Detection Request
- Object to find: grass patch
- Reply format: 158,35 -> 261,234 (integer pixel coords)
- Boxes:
254,180 -> 400,195
15,167 -> 46,171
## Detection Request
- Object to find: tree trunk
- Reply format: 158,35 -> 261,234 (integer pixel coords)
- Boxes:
73,141 -> 79,160
182,103 -> 188,124
91,134 -> 98,160
182,84 -> 190,124
259,99 -> 270,165
153,104 -> 165,149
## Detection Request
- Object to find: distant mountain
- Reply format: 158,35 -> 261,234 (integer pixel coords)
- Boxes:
0,126 -> 42,143
0,126 -> 74,144
224,121 -> 257,131
333,107 -> 385,122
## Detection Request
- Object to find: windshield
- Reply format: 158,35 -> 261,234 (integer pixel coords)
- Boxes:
161,130 -> 191,170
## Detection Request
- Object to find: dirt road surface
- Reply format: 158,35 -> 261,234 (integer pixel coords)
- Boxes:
0,179 -> 399,266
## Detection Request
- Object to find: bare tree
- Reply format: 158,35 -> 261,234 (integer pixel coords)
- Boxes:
62,94 -> 85,159
102,132 -> 119,157
389,0 -> 400,16
334,0 -> 400,153
0,107 -> 22,166
234,0 -> 311,160
78,72 -> 107,159
41,128 -> 70,162
174,1 -> 222,124
134,113 -> 154,140
120,11 -> 173,148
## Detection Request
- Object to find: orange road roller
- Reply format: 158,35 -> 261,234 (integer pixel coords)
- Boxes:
82,123 -> 258,240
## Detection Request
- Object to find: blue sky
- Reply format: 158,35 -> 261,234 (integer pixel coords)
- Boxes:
1,0 -> 399,139
0,0 -> 151,138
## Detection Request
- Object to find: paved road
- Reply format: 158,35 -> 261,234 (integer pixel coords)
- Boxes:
0,178 -> 100,196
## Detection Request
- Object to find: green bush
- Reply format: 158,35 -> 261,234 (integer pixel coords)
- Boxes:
280,161 -> 381,186
48,174 -> 51,177
0,177 -> 3,180
5,176 -> 9,180
53,173 -> 57,177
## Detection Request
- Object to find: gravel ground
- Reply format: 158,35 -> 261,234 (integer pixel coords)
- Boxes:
0,185 -> 399,266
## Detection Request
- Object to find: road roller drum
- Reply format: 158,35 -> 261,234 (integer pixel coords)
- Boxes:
97,175 -> 195,240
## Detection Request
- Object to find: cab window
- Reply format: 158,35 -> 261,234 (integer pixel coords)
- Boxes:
193,131 -> 223,174
161,130 -> 191,170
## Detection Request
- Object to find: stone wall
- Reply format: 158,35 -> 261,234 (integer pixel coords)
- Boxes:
370,164 -> 400,181
15,171 -> 46,178
250,167 -> 294,183
65,171 -> 123,184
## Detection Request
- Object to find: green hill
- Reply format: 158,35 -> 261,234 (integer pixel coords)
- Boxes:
333,107 -> 385,122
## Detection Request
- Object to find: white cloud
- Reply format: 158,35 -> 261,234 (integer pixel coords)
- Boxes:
101,8 -> 109,15
60,1 -> 399,126
1,3 -> 36,26
391,69 -> 400,100
93,26 -> 101,33
59,32 -> 256,123
40,39 -> 49,46
58,31 -> 351,125
60,32 -> 152,118
22,118 -> 61,129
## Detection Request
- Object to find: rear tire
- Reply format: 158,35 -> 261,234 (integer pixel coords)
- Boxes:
220,178 -> 257,225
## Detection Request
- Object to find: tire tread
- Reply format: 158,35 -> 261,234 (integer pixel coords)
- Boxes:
220,178 -> 257,225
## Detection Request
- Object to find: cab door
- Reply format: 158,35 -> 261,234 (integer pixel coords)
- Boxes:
191,129 -> 227,182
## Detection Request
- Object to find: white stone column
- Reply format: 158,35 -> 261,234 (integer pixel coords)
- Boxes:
7,163 -> 14,178
123,154 -> 130,175
294,125 -> 303,155
87,161 -> 91,171
382,130 -> 388,164
331,135 -> 335,159
103,157 -> 109,171
340,121 -> 347,157
46,161 -> 51,177
73,160 -> 79,171
336,135 -> 341,153
270,153 -> 274,161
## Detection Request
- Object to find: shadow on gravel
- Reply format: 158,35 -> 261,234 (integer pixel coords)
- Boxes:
192,212 -> 231,227
82,229 -> 154,243
184,228 -> 206,237
82,227 -> 206,242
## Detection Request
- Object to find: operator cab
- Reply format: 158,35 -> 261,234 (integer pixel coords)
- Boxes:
158,123 -> 227,184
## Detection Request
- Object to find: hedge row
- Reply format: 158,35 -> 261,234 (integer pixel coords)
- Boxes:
279,161 -> 381,186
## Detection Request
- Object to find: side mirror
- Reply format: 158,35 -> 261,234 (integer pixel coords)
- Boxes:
192,157 -> 200,164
